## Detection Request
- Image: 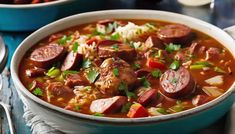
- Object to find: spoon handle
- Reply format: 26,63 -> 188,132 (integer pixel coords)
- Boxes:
0,102 -> 15,134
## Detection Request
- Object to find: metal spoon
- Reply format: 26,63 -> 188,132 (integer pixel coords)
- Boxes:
0,35 -> 14,134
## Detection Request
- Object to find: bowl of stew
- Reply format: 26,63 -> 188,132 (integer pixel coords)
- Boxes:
11,10 -> 235,134
0,0 -> 104,31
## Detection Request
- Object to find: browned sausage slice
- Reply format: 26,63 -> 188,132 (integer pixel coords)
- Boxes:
160,67 -> 195,98
137,89 -> 157,106
145,36 -> 164,50
30,44 -> 65,68
65,73 -> 89,88
26,67 -> 46,77
47,82 -> 73,96
98,40 -> 136,61
90,96 -> 127,114
157,24 -> 192,45
61,52 -> 83,71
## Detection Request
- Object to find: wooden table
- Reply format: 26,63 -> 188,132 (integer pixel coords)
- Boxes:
1,0 -> 235,133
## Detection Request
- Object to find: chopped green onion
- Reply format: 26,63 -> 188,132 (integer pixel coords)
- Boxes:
140,77 -> 151,88
169,104 -> 184,112
214,67 -> 226,73
165,43 -> 181,53
86,69 -> 100,83
189,65 -> 205,70
74,106 -> 81,111
110,33 -> 120,40
111,44 -> 119,51
62,70 -> 79,77
92,30 -> 105,36
156,107 -> 168,115
46,67 -> 61,78
170,60 -> 180,70
82,58 -> 92,69
33,87 -> 43,96
151,69 -> 162,78
58,35 -> 72,45
72,42 -> 79,52
93,113 -> 104,117
113,68 -> 119,77
194,61 -> 213,67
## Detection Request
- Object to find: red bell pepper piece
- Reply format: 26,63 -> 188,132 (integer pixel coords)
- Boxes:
127,103 -> 149,118
146,58 -> 166,70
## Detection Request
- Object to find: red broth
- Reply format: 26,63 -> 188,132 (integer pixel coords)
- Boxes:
19,19 -> 235,118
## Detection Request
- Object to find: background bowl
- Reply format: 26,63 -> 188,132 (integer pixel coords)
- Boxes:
11,10 -> 235,134
0,0 -> 104,31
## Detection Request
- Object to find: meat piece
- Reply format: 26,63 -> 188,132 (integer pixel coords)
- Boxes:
188,42 -> 198,55
98,40 -> 136,61
13,0 -> 31,4
205,47 -> 221,60
25,67 -> 46,77
30,44 -> 66,68
145,36 -> 164,50
47,82 -> 72,96
135,69 -> 150,78
61,52 -> 83,71
137,89 -> 157,106
160,67 -> 196,98
192,95 -> 210,106
157,24 -> 192,45
95,58 -> 137,96
90,96 -> 127,114
174,51 -> 187,61
65,73 -> 89,88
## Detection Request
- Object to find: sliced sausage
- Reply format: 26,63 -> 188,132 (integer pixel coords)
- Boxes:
205,47 -> 221,60
137,89 -> 157,106
95,58 -> 137,96
25,67 -> 46,77
145,36 -> 164,50
61,52 -> 83,71
47,82 -> 72,96
65,73 -> 89,88
30,44 -> 66,68
160,67 -> 196,99
157,24 -> 192,45
90,96 -> 127,114
98,40 -> 137,61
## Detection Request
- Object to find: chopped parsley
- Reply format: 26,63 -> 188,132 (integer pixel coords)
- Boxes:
156,107 -> 168,115
110,33 -> 120,40
58,35 -> 72,45
113,68 -> 119,77
132,63 -> 141,70
33,87 -> 43,96
74,106 -> 81,111
170,60 -> 180,70
140,77 -> 151,88
93,113 -> 104,117
121,102 -> 132,113
118,81 -> 136,98
165,43 -> 181,53
86,69 -> 100,83
82,58 -> 92,69
151,69 -> 162,78
111,44 -> 119,51
92,30 -> 105,36
72,42 -> 79,52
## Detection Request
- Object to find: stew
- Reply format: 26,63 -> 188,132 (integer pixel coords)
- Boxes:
19,19 -> 235,118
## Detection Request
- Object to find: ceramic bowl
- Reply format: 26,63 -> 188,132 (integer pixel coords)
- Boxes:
11,10 -> 235,134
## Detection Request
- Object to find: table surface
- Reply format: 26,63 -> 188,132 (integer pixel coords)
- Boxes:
1,0 -> 235,134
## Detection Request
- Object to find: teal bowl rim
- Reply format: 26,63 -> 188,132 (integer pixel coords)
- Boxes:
11,9 -> 235,124
0,0 -> 72,9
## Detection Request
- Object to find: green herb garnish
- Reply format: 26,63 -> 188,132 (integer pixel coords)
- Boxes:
214,67 -> 226,73
151,69 -> 162,78
46,67 -> 61,78
113,68 -> 119,77
121,102 -> 132,113
112,44 -> 119,51
72,42 -> 79,52
58,35 -> 72,45
74,106 -> 81,111
93,113 -> 104,117
110,33 -> 120,40
132,63 -> 141,70
82,58 -> 92,69
156,107 -> 168,115
165,43 -> 181,53
140,77 -> 151,88
33,87 -> 43,96
170,60 -> 180,70
86,69 -> 100,83
62,70 -> 79,77
118,81 -> 136,98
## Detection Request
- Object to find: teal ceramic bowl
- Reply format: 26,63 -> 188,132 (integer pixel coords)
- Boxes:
0,0 -> 103,31
11,10 -> 235,134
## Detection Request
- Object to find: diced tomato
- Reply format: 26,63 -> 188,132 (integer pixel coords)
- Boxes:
86,37 -> 99,45
146,58 -> 166,70
127,103 -> 149,118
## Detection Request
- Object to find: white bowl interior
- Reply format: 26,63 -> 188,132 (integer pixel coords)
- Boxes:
11,10 -> 235,123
